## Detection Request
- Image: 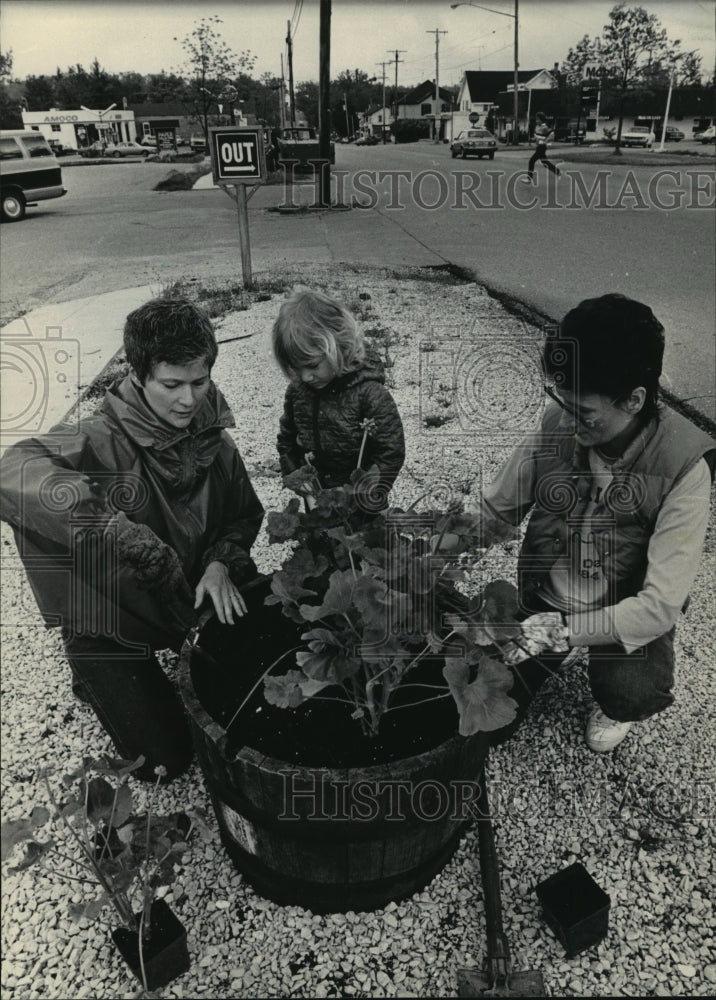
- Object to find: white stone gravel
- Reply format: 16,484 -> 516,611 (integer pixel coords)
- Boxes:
2,265 -> 714,999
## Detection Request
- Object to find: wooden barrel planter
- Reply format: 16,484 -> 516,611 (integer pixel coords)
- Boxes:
179,577 -> 490,914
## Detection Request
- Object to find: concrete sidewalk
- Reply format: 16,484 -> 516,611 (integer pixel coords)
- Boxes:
0,286 -> 155,454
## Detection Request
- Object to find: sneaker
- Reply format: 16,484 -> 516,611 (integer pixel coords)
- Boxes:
585,706 -> 633,752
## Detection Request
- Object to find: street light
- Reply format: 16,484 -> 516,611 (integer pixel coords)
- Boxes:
450,1 -> 519,146
658,53 -> 683,152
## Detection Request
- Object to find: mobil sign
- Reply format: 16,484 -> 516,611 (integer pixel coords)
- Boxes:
209,126 -> 266,185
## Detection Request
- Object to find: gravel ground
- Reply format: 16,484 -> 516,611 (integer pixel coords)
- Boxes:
2,265 -> 715,998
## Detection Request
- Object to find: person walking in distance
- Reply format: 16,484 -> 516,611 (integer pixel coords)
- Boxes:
523,112 -> 561,184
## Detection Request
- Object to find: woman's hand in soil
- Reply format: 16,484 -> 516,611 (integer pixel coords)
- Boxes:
195,561 -> 247,624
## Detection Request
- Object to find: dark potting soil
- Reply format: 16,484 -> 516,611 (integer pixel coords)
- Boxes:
191,582 -> 461,768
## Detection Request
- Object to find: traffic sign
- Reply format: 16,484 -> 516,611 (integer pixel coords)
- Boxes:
209,126 -> 265,186
469,112 -> 480,124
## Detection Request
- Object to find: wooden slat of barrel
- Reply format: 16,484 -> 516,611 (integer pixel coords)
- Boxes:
345,763 -> 391,884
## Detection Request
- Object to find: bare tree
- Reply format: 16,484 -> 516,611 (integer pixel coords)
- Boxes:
174,16 -> 255,140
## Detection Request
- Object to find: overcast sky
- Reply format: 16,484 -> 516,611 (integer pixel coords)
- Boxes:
2,0 -> 714,89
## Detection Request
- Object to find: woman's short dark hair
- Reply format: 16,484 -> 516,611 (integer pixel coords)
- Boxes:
124,298 -> 218,384
543,293 -> 665,421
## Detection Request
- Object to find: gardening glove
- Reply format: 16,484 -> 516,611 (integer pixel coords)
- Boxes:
500,612 -> 570,665
518,612 -> 570,656
113,512 -> 195,629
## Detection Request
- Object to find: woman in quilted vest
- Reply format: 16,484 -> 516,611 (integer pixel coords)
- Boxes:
474,293 -> 715,752
273,288 -> 405,512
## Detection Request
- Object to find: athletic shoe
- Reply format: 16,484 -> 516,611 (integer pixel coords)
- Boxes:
585,706 -> 633,752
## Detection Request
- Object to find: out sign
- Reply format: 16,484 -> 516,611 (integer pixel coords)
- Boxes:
209,126 -> 266,185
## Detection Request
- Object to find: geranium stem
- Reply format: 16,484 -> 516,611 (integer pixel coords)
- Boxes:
225,645 -> 303,735
356,426 -> 369,470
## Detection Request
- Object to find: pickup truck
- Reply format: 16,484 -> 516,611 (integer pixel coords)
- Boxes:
273,127 -> 335,171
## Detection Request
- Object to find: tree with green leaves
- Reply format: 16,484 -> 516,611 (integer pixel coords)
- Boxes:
598,4 -> 680,153
560,34 -> 602,87
174,16 -> 255,141
145,71 -> 189,105
0,48 -> 23,128
23,75 -> 56,110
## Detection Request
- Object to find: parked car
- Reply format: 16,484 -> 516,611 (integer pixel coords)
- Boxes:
190,134 -> 208,152
139,135 -> 157,148
79,140 -> 108,158
1,130 -> 66,222
663,126 -> 685,142
553,118 -> 586,143
450,128 -> 497,160
620,126 -> 655,148
104,140 -> 149,158
47,139 -> 76,157
695,124 -> 715,144
355,134 -> 379,146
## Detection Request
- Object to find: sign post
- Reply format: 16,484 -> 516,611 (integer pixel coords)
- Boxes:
209,126 -> 266,287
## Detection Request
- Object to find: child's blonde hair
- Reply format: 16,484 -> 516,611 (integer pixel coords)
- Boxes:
272,288 -> 365,378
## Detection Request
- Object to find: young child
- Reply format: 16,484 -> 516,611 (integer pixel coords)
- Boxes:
272,288 -> 405,510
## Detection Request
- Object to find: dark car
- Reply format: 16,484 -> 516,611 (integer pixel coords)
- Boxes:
450,128 -> 497,160
355,134 -> 379,146
553,118 -> 586,143
663,126 -> 684,142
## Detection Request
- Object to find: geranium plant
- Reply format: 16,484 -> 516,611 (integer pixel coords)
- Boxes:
253,466 -> 562,739
1,754 -> 211,993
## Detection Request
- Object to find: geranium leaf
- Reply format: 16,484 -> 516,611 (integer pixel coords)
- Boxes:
7,839 -> 53,872
269,570 -> 317,607
443,655 -> 517,735
296,642 -> 361,683
109,784 -> 133,828
264,670 -> 310,709
85,778 -> 117,824
299,568 -> 355,622
266,498 -> 302,542
483,580 -> 520,622
68,896 -> 109,922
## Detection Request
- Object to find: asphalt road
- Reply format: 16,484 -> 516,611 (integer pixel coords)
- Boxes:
1,143 -> 714,420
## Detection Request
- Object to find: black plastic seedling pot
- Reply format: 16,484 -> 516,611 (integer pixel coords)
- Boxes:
536,862 -> 610,956
112,899 -> 190,990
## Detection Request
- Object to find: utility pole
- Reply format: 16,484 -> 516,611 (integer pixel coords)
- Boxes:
512,0 -> 519,145
426,29 -> 447,142
387,49 -> 406,124
318,0 -> 331,208
279,53 -> 287,130
344,91 -> 351,138
286,19 -> 296,126
376,60 -> 388,143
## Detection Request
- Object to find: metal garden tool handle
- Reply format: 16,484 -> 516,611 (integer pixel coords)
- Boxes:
458,758 -> 546,996
476,760 -> 513,986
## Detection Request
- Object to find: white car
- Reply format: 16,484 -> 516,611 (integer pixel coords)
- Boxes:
621,126 -> 655,148
104,140 -> 150,158
695,125 -> 715,144
450,128 -> 497,160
